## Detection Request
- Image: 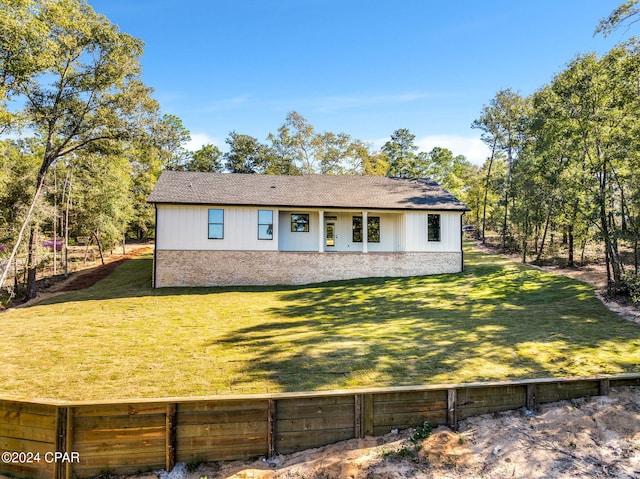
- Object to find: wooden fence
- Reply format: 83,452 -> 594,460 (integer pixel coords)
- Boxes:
2,373 -> 640,479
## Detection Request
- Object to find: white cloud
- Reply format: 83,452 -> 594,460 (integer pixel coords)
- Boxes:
186,132 -> 223,152
415,135 -> 490,165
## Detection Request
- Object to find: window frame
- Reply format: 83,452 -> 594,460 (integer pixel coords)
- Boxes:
290,213 -> 310,232
352,216 -> 381,243
427,213 -> 441,242
258,210 -> 273,240
208,209 -> 224,240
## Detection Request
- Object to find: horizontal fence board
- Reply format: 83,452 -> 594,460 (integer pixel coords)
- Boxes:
277,415 -> 354,433
0,462 -> 51,479
374,389 -> 448,404
75,425 -> 165,442
177,399 -> 269,412
74,414 -> 166,430
374,410 -> 447,431
1,423 -> 57,443
177,444 -> 266,462
0,437 -> 55,454
537,380 -> 600,403
611,377 -> 640,388
277,395 -> 355,407
457,385 -> 527,419
73,403 -> 167,417
177,434 -> 266,450
177,409 -> 266,425
73,454 -> 166,478
277,428 -> 354,454
177,421 -> 267,437
277,403 -> 354,421
373,399 -> 447,414
74,437 -> 165,456
0,401 -> 57,417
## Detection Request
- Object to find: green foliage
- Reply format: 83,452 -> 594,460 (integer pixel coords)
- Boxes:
622,272 -> 640,303
185,456 -> 207,473
410,421 -> 432,444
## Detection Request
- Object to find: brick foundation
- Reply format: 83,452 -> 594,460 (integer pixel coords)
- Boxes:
154,250 -> 463,287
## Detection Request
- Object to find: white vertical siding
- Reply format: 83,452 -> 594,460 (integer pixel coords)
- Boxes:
278,211 -> 320,251
157,204 -> 462,253
156,204 -> 278,251
404,211 -> 462,252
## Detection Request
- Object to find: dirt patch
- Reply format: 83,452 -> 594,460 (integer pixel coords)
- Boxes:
12,245 -> 152,308
56,246 -> 152,291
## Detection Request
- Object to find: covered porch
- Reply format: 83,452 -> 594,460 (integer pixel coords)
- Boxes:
278,209 -> 405,253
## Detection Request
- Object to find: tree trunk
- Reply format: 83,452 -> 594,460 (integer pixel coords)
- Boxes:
26,227 -> 38,300
568,224 -> 575,267
93,231 -> 105,266
0,163 -> 50,296
481,140 -> 497,244
535,198 -> 555,264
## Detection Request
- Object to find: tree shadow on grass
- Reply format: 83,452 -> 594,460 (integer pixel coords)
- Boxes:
35,248 -> 640,394
212,257 -> 640,392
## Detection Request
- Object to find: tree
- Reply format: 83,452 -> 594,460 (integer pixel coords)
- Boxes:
224,131 -> 266,174
0,0 -> 158,298
183,144 -> 223,172
154,114 -> 191,170
383,128 -> 427,178
282,111 -> 317,174
472,89 -> 528,251
0,0 -> 49,134
313,131 -> 354,175
72,152 -> 134,264
596,0 -> 640,36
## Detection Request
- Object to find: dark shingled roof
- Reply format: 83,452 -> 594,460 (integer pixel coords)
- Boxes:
148,172 -> 469,211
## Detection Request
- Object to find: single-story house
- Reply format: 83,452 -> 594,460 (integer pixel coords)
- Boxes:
147,172 -> 469,287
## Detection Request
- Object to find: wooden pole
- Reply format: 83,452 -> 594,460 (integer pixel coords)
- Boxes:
447,389 -> 457,430
354,394 -> 362,439
267,399 -> 277,457
166,403 -> 177,472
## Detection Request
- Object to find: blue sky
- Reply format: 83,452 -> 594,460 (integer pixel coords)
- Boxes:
88,1 -> 623,164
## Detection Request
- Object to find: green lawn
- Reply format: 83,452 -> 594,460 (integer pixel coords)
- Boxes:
1,244 -> 639,401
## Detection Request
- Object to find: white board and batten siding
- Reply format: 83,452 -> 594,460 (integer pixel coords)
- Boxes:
278,211 -> 401,253
157,205 -> 463,253
156,204 -> 279,251
404,210 -> 463,253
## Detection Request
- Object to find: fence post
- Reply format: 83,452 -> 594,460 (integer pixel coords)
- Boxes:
166,403 -> 177,472
65,407 -> 73,479
362,394 -> 374,436
526,384 -> 537,412
54,407 -> 68,479
599,379 -> 610,396
447,389 -> 457,430
354,394 -> 362,439
267,399 -> 277,457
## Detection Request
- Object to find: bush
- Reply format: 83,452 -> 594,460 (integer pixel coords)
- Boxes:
622,272 -> 640,304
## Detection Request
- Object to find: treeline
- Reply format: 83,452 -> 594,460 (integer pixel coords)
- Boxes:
2,0 -> 639,302
473,41 -> 640,295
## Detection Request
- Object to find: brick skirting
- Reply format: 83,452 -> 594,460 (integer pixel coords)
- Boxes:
154,250 -> 463,287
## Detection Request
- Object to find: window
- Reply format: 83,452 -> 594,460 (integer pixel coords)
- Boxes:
208,209 -> 224,239
427,214 -> 441,242
291,214 -> 309,232
258,210 -> 273,240
352,216 -> 380,243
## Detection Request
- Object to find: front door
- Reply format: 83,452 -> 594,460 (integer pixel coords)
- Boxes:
325,222 -> 336,250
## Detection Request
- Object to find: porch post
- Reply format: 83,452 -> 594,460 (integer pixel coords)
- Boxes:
362,211 -> 368,253
318,210 -> 324,252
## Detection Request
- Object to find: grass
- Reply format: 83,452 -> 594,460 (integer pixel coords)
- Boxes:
1,243 -> 639,401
